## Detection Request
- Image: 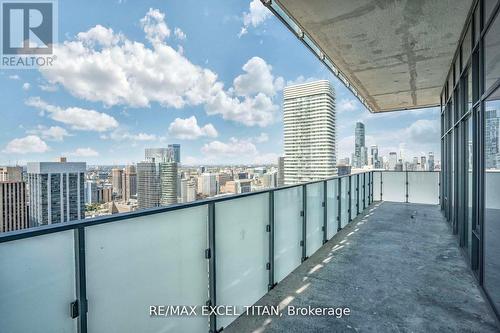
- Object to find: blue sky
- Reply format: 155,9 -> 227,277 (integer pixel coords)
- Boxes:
0,0 -> 440,166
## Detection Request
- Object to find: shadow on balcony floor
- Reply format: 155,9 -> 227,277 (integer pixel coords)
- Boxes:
225,202 -> 499,332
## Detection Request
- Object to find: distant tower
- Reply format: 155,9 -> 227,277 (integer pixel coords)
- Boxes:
27,161 -> 86,226
277,156 -> 285,187
354,122 -> 366,168
136,162 -> 160,209
160,161 -> 178,206
121,165 -> 137,201
0,166 -> 28,232
283,80 -> 337,184
111,168 -> 123,196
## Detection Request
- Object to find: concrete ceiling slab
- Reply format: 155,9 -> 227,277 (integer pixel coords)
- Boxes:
273,0 -> 473,112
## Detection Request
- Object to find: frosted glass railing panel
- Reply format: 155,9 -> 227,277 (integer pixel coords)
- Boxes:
341,177 -> 349,227
373,172 -> 382,201
274,187 -> 303,283
86,206 -> 208,333
306,182 -> 324,256
351,176 -> 357,217
0,231 -> 76,333
215,194 -> 269,328
408,172 -> 440,204
326,179 -> 339,239
382,172 -> 406,202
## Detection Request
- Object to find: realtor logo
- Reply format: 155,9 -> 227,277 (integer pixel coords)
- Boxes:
1,0 -> 57,68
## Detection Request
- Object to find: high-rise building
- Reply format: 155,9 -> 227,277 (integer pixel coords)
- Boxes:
168,144 -> 181,163
388,152 -> 398,170
353,122 -> 366,168
27,161 -> 86,227
136,162 -> 160,209
0,166 -> 22,182
428,152 -> 435,171
186,179 -> 197,202
121,165 -> 137,201
485,109 -> 500,169
277,156 -> 285,187
201,173 -> 217,197
0,180 -> 28,233
111,168 -> 123,196
421,156 -> 427,171
160,162 -> 178,206
370,145 -> 380,169
145,148 -> 170,163
283,80 -> 337,184
85,180 -> 98,204
145,145 -> 181,164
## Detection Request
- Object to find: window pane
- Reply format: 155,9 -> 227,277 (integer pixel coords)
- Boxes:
474,5 -> 480,44
485,11 -> 500,92
466,116 -> 473,257
462,23 -> 472,66
467,69 -> 473,111
484,87 -> 500,314
484,0 -> 498,24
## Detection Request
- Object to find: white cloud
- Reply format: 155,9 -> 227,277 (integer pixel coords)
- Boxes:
9,74 -> 20,80
233,56 -> 283,97
254,132 -> 269,143
168,116 -> 218,140
22,83 -> 30,91
39,9 -> 281,128
285,75 -> 320,86
25,97 -> 118,132
27,125 -> 70,141
253,152 -> 280,164
338,98 -> 358,113
239,0 -> 272,37
205,91 -> 278,127
174,27 -> 186,40
68,147 -> 99,157
140,8 -> 170,44
3,135 -> 49,154
102,129 -> 159,142
202,137 -> 258,156
39,84 -> 58,92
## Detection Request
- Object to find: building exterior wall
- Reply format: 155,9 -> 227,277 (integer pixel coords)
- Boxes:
283,80 -> 337,185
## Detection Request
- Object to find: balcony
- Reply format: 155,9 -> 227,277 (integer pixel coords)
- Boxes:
2,171 -> 496,333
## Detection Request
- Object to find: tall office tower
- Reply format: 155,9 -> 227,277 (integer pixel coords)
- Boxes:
388,152 -> 398,170
0,166 -> 22,181
370,145 -> 380,169
353,122 -> 366,168
168,144 -> 181,163
27,161 -> 86,227
180,179 -> 188,203
159,162 -> 178,206
0,168 -> 28,232
186,180 -> 197,202
262,172 -> 277,188
277,156 -> 285,187
121,165 -> 137,201
145,148 -> 170,163
485,109 -> 500,169
136,162 -> 160,209
111,168 -> 123,195
201,173 -> 217,196
283,80 -> 337,184
428,152 -> 435,171
85,180 -> 98,204
421,156 -> 427,171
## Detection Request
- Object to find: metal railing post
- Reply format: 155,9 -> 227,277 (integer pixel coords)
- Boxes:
301,184 -> 307,262
74,227 -> 88,333
337,179 -> 342,232
323,180 -> 328,244
406,171 -> 409,203
348,176 -> 352,221
268,191 -> 275,290
208,203 -> 217,333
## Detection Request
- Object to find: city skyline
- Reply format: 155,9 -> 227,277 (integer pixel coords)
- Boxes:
0,0 -> 440,167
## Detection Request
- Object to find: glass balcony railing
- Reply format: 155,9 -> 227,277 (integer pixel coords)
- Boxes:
0,171 -> 440,333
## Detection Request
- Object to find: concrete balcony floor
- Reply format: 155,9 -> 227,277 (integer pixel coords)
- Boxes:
226,202 -> 499,332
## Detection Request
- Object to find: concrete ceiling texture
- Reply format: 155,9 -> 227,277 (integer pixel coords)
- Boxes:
274,0 -> 473,112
